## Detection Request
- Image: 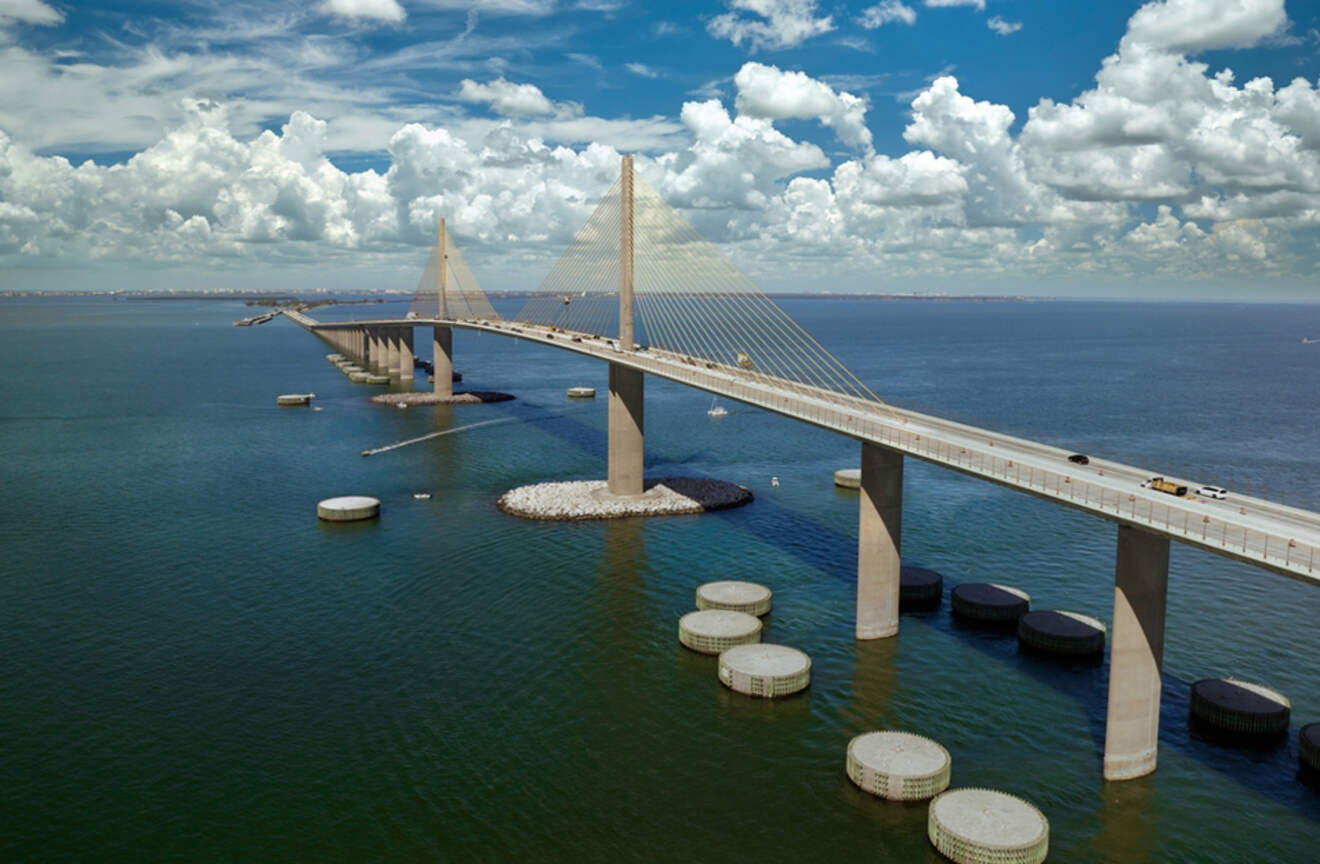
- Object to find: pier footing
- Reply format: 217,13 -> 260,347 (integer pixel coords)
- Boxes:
498,477 -> 751,521
370,391 -> 514,406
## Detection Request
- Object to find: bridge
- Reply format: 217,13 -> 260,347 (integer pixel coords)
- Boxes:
283,157 -> 1320,784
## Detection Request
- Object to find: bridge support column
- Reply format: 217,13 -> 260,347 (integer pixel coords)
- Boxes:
369,328 -> 384,374
433,325 -> 453,397
385,328 -> 401,379
607,362 -> 644,496
400,328 -> 415,390
1103,525 -> 1170,781
857,441 -> 903,640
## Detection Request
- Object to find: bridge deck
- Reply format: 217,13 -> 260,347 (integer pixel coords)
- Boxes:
288,310 -> 1320,585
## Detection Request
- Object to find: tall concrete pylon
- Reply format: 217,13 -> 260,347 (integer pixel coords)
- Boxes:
434,217 -> 453,396
608,155 -> 645,496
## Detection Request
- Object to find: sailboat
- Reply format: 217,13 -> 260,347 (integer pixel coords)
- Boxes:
707,396 -> 728,418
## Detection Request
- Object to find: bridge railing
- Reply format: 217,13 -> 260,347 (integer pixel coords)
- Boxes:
625,343 -> 1319,581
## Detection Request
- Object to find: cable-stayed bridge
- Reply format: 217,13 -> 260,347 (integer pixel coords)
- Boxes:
284,156 -> 1320,783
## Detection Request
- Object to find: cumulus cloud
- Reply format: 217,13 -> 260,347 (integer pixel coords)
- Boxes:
0,0 -> 63,27
457,77 -> 556,116
318,0 -> 406,23
1021,0 -> 1320,220
1123,0 -> 1287,55
987,16 -> 1022,36
733,62 -> 873,152
3,0 -> 1320,295
858,1 -> 916,28
707,0 -> 834,52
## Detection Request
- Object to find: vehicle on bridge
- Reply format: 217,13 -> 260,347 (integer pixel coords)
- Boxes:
1142,477 -> 1187,496
1068,453 -> 1089,465
1196,485 -> 1229,500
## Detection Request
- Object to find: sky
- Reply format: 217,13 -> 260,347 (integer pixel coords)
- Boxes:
2,0 -> 1320,298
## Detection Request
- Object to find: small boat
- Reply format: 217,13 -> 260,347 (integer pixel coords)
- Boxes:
413,492 -> 432,500
707,396 -> 728,418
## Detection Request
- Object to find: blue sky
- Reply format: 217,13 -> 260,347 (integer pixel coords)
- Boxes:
2,0 -> 1320,297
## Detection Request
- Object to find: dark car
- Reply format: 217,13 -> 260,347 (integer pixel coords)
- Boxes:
1068,453 -> 1089,465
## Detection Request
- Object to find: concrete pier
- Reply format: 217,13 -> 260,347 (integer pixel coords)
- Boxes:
386,328 -> 402,379
1103,525 -> 1170,781
607,362 -> 644,496
433,325 -> 453,397
399,328 -> 415,389
856,442 -> 903,640
369,328 -> 385,375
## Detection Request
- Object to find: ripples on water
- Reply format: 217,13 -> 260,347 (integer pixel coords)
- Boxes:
1,295 -> 1318,861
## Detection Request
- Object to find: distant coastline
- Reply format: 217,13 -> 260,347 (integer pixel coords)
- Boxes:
1,288 -> 1047,302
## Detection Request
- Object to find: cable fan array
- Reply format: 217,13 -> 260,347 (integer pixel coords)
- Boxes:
409,222 -> 500,321
514,167 -> 892,412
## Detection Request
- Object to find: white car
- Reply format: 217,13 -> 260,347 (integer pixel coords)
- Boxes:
1196,485 -> 1228,500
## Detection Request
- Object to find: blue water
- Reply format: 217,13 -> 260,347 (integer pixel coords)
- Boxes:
2,295 -> 1319,861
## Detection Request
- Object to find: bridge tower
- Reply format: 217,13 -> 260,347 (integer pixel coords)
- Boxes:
433,218 -> 454,397
608,156 -> 645,496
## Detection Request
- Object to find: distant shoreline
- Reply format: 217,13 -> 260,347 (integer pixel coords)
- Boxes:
1,289 -> 1050,302
3,290 -> 1316,304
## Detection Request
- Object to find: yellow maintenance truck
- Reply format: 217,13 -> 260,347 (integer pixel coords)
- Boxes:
1141,477 -> 1187,497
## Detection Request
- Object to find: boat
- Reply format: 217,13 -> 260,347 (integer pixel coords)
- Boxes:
707,396 -> 728,418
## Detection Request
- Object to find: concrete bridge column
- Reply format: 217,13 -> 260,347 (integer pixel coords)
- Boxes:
857,441 -> 903,640
385,327 -> 401,378
433,325 -> 453,397
607,362 -> 644,496
368,328 -> 384,374
400,328 -> 415,390
1103,525 -> 1170,781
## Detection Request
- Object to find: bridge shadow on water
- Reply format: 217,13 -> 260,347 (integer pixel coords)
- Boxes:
461,386 -> 1320,821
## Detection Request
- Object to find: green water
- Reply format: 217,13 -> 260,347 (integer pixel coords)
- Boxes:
1,295 -> 1318,861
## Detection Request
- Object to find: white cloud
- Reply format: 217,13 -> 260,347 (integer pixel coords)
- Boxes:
734,62 -> 873,152
924,0 -> 985,10
318,0 -> 406,23
987,16 -> 1022,36
567,52 -> 604,72
707,0 -> 834,52
1021,0 -> 1320,219
1123,0 -> 1286,55
456,78 -> 555,116
3,0 -> 1320,295
414,0 -> 556,15
0,0 -> 63,27
858,1 -> 916,28
626,62 -> 659,78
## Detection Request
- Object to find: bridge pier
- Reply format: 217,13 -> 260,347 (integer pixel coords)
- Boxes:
369,328 -> 385,375
433,325 -> 453,397
399,327 -> 415,389
607,362 -> 644,496
857,442 -> 903,640
1103,525 -> 1170,781
385,327 -> 402,379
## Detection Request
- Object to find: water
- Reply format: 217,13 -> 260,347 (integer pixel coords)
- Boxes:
2,295 -> 1318,862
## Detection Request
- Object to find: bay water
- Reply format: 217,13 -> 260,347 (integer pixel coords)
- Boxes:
2,295 -> 1318,861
